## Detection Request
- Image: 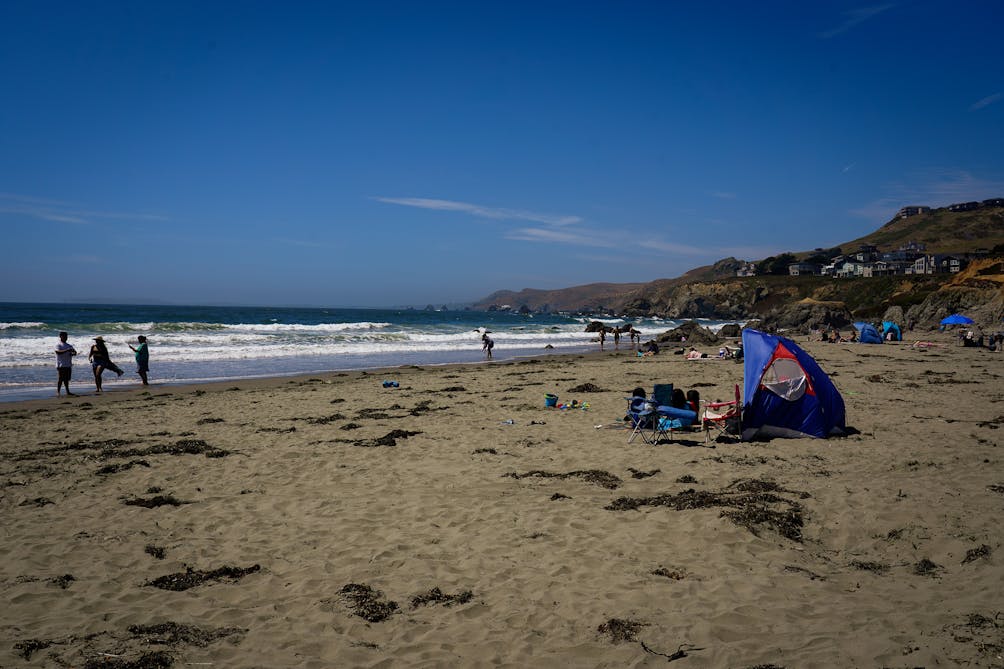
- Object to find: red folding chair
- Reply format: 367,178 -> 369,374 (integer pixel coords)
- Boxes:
702,384 -> 741,443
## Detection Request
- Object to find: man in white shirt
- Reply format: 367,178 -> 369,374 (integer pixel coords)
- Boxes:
55,331 -> 77,396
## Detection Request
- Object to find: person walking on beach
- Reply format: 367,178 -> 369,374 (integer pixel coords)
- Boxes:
88,336 -> 123,394
55,331 -> 77,396
128,335 -> 150,385
613,327 -> 621,348
481,333 -> 494,360
598,328 -> 606,350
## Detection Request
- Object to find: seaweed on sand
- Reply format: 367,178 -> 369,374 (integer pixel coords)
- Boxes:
410,587 -> 473,608
123,495 -> 188,508
340,583 -> 399,622
597,618 -> 647,643
605,478 -> 805,542
145,565 -> 261,591
962,544 -> 992,564
82,651 -> 174,669
505,469 -> 622,490
126,622 -> 246,647
348,429 -> 422,447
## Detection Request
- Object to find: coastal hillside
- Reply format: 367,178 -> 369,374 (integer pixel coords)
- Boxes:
472,203 -> 1004,326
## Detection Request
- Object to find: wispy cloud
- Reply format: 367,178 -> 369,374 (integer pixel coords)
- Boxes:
970,92 -> 1002,111
0,192 -> 168,225
504,227 -> 616,248
373,196 -> 582,226
842,163 -> 856,173
851,168 -> 1004,221
820,4 -> 894,38
709,191 -> 736,200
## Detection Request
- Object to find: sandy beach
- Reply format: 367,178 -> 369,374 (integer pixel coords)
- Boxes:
1,333 -> 1001,668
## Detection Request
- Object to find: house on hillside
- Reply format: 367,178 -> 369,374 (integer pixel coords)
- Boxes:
897,206 -> 931,218
788,262 -> 821,276
908,254 -> 965,274
948,201 -> 981,212
854,245 -> 880,262
983,198 -> 1004,207
736,262 -> 758,277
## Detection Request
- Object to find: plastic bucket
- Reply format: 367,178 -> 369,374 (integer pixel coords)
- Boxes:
544,393 -> 558,407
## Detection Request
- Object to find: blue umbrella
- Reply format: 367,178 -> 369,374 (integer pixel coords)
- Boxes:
941,314 -> 974,325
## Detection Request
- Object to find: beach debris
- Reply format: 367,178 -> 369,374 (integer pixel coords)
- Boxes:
597,618 -> 648,643
196,417 -> 224,424
605,478 -> 806,542
340,422 -> 362,430
505,469 -> 622,490
410,587 -> 473,608
987,484 -> 1004,494
962,544 -> 992,565
651,567 -> 686,580
111,439 -> 230,459
357,429 -> 419,446
95,460 -> 150,475
145,564 -> 261,591
381,380 -> 399,388
127,622 -> 247,647
568,383 -> 607,393
306,413 -> 346,425
628,468 -> 660,479
501,419 -> 515,425
82,650 -> 175,669
49,574 -> 76,589
641,641 -> 704,662
123,495 -> 189,509
339,583 -> 399,622
913,558 -> 942,576
13,639 -> 52,661
473,448 -> 499,455
783,565 -> 826,581
675,475 -> 698,483
850,560 -> 889,574
145,545 -> 167,560
550,493 -> 571,501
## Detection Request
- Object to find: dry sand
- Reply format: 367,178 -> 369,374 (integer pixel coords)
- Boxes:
1,334 -> 1002,668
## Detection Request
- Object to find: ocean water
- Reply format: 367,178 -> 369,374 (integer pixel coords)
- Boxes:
0,303 -> 724,402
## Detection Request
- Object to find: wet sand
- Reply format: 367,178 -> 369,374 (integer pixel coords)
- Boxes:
1,333 -> 1001,668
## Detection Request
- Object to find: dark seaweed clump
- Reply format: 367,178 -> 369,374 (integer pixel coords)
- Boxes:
568,383 -> 607,393
597,618 -> 647,643
410,587 -> 473,608
82,651 -> 174,669
340,583 -> 399,622
962,544 -> 992,564
628,468 -> 660,479
605,478 -> 805,542
145,565 -> 260,591
913,558 -> 942,576
96,460 -> 150,475
124,495 -> 188,508
127,622 -> 246,647
506,469 -> 622,490
145,545 -> 167,560
13,639 -> 51,660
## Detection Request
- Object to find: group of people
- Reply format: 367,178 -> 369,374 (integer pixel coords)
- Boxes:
599,325 -> 641,350
54,332 -> 149,396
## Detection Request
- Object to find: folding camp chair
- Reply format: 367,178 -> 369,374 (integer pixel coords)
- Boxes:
702,384 -> 741,443
626,384 -> 697,444
626,390 -> 660,444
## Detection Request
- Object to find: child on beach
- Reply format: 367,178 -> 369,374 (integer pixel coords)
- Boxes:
481,333 -> 494,360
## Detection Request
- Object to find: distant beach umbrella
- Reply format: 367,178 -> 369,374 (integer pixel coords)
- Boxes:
940,314 -> 974,325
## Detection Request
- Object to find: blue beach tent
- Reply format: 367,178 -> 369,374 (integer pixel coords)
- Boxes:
881,321 -> 902,341
741,329 -> 846,440
941,314 -> 974,325
853,322 -> 883,344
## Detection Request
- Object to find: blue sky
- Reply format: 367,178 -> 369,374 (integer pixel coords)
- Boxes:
2,1 -> 1003,307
